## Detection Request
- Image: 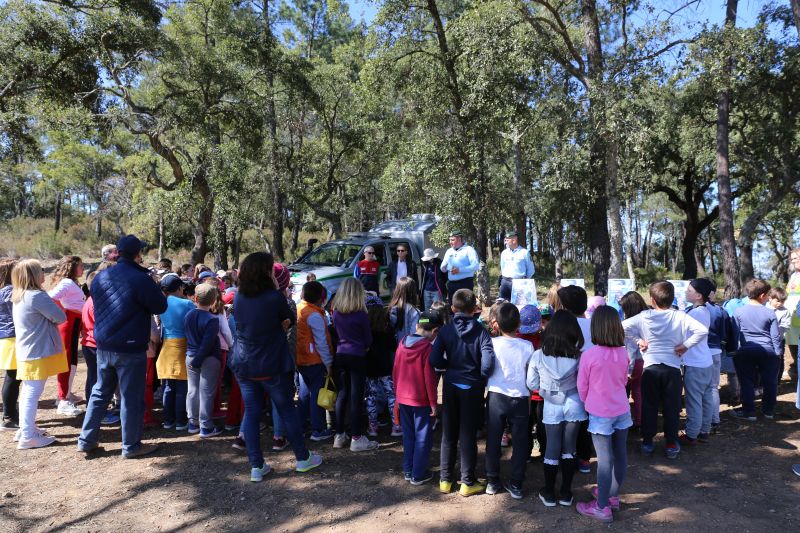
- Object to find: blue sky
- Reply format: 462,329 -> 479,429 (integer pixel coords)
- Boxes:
347,0 -> 766,27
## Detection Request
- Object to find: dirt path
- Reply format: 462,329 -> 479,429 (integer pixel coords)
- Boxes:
1,366 -> 799,532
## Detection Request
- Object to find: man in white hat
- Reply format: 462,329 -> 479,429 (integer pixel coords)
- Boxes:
499,230 -> 535,301
421,248 -> 447,311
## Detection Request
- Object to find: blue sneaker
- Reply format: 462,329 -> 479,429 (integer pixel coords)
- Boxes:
665,442 -> 681,459
175,422 -> 189,431
641,442 -> 655,456
162,421 -> 175,430
101,413 -> 121,425
295,452 -> 323,473
187,423 -> 200,434
199,426 -> 223,438
310,429 -> 334,442
250,463 -> 272,482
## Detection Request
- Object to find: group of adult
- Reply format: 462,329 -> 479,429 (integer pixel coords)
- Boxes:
357,230 -> 536,308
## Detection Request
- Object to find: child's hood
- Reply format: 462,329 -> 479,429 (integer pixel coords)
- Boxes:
399,335 -> 431,360
452,313 -> 481,338
640,309 -> 677,338
535,349 -> 579,379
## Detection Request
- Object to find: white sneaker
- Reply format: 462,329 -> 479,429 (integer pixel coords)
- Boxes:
14,427 -> 46,442
17,433 -> 56,449
57,400 -> 83,416
333,432 -> 349,448
350,436 -> 379,452
67,392 -> 83,403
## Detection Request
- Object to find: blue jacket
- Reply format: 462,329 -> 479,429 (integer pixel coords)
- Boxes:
429,313 -> 495,388
185,308 -> 220,369
0,285 -> 14,339
91,258 -> 168,353
228,289 -> 295,379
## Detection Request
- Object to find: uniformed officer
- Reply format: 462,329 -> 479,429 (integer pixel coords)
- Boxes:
498,231 -> 535,301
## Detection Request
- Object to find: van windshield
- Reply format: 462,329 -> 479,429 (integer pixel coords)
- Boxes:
296,243 -> 363,267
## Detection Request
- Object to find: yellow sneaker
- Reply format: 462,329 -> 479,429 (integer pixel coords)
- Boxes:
439,480 -> 453,494
459,481 -> 486,497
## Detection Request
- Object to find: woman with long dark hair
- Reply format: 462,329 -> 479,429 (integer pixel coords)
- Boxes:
228,252 -> 322,482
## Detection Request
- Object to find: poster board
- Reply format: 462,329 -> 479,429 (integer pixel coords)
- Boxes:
559,278 -> 585,288
608,279 -> 635,312
667,279 -> 690,311
510,278 -> 538,308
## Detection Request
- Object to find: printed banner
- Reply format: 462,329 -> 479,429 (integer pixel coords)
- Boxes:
559,278 -> 585,288
667,279 -> 690,311
511,278 -> 538,308
608,279 -> 635,312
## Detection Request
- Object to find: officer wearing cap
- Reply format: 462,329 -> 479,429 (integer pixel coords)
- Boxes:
499,231 -> 535,301
440,230 -> 479,301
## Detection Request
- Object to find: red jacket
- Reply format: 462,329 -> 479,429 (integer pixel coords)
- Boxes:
393,335 -> 438,409
81,297 -> 96,348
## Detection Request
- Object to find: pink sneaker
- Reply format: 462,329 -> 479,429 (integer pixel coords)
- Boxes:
590,486 -> 620,510
576,500 -> 613,523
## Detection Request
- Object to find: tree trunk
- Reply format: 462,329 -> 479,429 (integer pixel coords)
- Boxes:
716,0 -> 741,299
290,200 -> 301,256
512,133 -> 527,245
157,211 -> 164,260
213,219 -> 229,271
606,138 -> 624,278
681,218 -> 699,280
694,245 -> 706,277
791,0 -> 800,36
624,199 -> 636,279
191,177 -> 213,267
95,215 -> 102,238
54,191 -> 62,231
554,223 -> 564,281
738,238 -> 755,285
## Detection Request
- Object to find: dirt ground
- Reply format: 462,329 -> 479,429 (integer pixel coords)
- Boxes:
1,364 -> 799,533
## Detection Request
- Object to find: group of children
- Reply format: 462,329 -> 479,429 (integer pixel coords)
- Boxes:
3,249 -> 797,523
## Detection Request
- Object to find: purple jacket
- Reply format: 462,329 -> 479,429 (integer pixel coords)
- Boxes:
333,310 -> 372,357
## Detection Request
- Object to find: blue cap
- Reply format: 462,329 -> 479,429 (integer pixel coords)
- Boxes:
116,234 -> 146,257
519,304 -> 542,334
198,271 -> 215,280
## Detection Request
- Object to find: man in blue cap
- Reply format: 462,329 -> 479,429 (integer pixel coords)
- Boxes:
440,230 -> 479,302
78,235 -> 168,458
499,231 -> 535,301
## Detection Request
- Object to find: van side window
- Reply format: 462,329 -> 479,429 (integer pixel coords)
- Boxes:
370,244 -> 388,266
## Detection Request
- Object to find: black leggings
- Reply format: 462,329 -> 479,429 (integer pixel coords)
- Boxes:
334,354 -> 367,437
2,369 -> 21,421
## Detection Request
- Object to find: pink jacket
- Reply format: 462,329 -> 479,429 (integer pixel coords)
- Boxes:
393,335 -> 438,409
577,345 -> 630,418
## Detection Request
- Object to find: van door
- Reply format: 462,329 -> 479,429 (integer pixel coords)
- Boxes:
368,242 -> 390,300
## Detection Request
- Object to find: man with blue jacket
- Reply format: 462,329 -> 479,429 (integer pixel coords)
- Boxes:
440,231 -> 479,303
78,235 -> 167,458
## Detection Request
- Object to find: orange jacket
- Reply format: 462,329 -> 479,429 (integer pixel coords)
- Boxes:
296,300 -> 333,367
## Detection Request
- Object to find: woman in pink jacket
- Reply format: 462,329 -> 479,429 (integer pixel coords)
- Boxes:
576,306 -> 632,523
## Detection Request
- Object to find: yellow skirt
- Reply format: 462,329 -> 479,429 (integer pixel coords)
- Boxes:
0,337 -> 16,370
17,351 -> 69,381
156,338 -> 188,380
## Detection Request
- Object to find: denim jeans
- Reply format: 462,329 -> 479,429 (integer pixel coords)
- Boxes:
710,351 -> 722,424
186,357 -> 221,430
400,404 -> 434,481
78,350 -> 146,456
162,379 -> 188,426
239,372 -> 310,468
423,290 -> 442,312
297,364 -> 327,433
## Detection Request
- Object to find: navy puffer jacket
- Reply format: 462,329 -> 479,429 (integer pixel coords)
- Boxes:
91,258 -> 167,353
